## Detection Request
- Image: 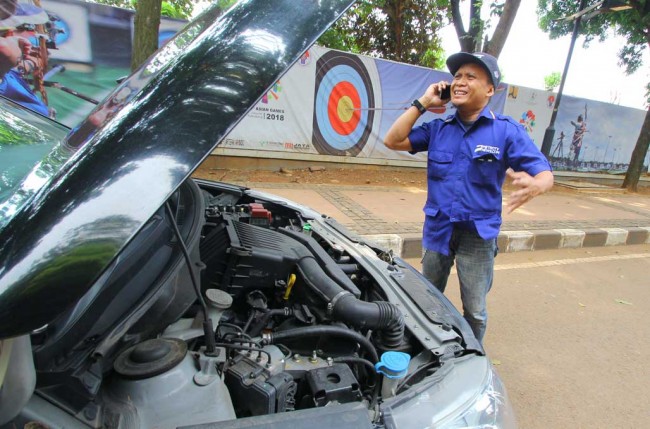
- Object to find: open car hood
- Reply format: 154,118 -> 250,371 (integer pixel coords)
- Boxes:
0,0 -> 356,338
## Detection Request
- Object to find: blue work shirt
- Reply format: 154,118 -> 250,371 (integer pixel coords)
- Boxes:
408,105 -> 551,256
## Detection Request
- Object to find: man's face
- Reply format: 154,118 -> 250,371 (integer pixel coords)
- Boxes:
450,63 -> 494,112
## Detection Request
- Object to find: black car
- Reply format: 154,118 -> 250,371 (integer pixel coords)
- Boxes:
0,1 -> 515,428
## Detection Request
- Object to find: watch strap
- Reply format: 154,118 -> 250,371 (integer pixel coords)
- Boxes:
411,99 -> 426,115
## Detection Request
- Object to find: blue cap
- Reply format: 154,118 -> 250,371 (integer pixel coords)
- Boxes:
375,351 -> 411,379
446,52 -> 501,88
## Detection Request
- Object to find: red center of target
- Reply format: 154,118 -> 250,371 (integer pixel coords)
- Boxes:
327,81 -> 361,135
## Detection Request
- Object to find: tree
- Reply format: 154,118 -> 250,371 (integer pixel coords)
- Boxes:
92,0 -> 194,19
537,1 -> 650,191
93,0 -> 197,71
318,0 -> 447,70
131,0 -> 162,70
544,71 -> 561,91
449,0 -> 522,58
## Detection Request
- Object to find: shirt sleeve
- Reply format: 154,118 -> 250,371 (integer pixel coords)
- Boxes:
407,120 -> 436,154
505,121 -> 552,176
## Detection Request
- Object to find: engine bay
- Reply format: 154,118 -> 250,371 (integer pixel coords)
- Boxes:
7,180 -> 468,428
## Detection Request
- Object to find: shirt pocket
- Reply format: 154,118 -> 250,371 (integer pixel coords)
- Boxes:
469,152 -> 502,185
428,150 -> 454,180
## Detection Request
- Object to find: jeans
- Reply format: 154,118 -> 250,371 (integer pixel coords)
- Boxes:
421,229 -> 497,343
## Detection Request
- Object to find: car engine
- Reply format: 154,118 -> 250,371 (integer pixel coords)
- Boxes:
9,180 -> 458,429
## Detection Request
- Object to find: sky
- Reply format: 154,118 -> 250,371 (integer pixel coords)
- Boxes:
440,1 -> 649,111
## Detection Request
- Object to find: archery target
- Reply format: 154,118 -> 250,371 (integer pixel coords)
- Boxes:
312,51 -> 376,156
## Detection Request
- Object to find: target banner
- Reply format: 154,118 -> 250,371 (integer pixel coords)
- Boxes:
224,45 -> 508,162
42,0 -> 92,63
226,46 -> 381,157
311,50 -> 379,156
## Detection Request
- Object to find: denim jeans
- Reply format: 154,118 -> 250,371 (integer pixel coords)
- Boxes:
421,229 -> 497,343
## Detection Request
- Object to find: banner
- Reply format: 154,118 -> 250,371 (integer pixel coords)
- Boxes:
504,85 -> 646,173
1,0 -> 646,172
225,45 -> 508,163
0,0 -> 185,127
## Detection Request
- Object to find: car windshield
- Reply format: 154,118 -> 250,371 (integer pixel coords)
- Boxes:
0,97 -> 70,228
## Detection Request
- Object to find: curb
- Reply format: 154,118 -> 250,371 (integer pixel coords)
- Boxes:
363,226 -> 650,259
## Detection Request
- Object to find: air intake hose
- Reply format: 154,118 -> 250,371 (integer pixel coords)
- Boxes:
228,221 -> 404,349
295,257 -> 405,349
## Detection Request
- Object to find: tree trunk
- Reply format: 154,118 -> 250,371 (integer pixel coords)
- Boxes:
451,0 -> 481,52
622,108 -> 650,192
384,1 -> 404,60
131,0 -> 162,71
451,0 -> 521,57
484,0 -> 521,58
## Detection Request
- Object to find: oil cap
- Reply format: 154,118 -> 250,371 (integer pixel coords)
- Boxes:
375,351 -> 411,379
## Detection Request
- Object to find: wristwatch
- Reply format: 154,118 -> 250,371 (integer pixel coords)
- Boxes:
411,99 -> 427,115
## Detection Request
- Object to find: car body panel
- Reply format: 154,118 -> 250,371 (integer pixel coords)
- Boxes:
0,0 -> 356,338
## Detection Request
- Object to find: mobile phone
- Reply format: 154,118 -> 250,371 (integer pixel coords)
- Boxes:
440,86 -> 451,100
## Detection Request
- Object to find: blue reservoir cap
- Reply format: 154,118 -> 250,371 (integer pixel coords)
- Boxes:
375,351 -> 411,379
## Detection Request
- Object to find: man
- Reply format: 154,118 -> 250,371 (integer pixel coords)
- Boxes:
570,114 -> 587,165
384,52 -> 553,343
0,35 -> 49,116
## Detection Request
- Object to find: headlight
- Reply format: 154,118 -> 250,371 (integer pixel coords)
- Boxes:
385,356 -> 517,429
437,366 -> 516,428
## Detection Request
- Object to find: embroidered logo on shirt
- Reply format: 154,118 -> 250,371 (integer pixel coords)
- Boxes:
474,145 -> 500,155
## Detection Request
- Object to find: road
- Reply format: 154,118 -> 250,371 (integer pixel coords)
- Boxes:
406,244 -> 650,429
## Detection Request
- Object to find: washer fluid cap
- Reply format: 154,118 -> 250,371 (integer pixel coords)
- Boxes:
375,351 -> 411,379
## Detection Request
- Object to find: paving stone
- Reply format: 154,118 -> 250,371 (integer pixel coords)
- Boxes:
251,182 -> 650,254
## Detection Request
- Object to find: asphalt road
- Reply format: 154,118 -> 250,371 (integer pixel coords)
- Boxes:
406,244 -> 650,429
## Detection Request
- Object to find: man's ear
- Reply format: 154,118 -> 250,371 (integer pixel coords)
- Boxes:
487,85 -> 495,96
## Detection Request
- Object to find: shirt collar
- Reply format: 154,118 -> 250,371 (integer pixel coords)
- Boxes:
448,104 -> 495,124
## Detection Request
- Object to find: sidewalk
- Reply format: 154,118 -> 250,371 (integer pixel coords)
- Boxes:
251,178 -> 650,258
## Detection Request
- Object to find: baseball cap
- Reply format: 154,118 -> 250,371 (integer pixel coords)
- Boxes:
446,52 -> 501,88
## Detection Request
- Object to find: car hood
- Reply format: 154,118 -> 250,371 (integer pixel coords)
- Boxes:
0,0 -> 356,338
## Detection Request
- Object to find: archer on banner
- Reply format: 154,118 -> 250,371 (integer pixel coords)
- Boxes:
505,83 -> 645,173
0,0 -> 184,126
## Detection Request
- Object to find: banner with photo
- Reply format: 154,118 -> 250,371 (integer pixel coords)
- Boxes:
1,0 -> 645,172
225,45 -> 508,163
504,85 -> 647,173
0,0 -> 185,127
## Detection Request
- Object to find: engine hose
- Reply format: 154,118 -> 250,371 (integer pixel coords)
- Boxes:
332,356 -> 377,384
296,260 -> 405,349
331,295 -> 405,349
266,325 -> 379,363
336,263 -> 359,274
248,308 -> 293,337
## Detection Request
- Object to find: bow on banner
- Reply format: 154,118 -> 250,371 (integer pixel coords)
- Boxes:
30,0 -> 48,105
0,0 -> 98,117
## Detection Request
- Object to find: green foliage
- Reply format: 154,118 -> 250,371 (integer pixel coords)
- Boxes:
544,71 -> 561,91
215,0 -> 238,12
539,2 -> 650,189
537,0 -> 649,77
421,47 -> 448,70
161,2 -> 184,19
92,0 -> 194,19
317,0 -> 448,69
